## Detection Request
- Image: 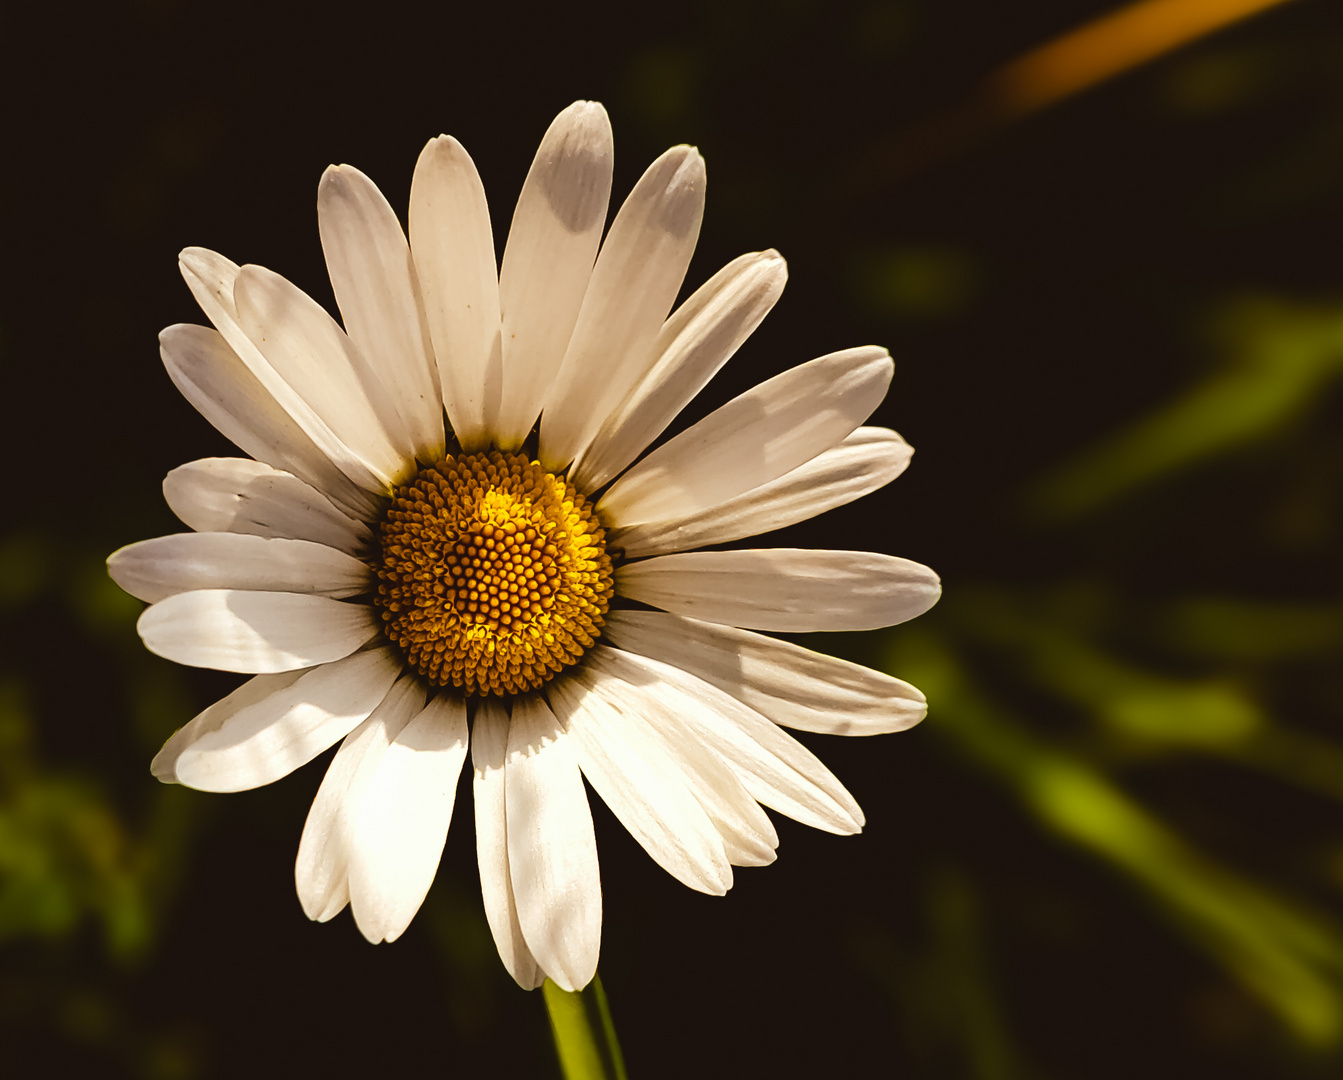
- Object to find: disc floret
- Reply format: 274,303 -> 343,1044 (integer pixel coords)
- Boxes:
372,451 -> 614,695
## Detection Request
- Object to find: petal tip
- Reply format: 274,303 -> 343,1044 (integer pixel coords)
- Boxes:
149,749 -> 179,784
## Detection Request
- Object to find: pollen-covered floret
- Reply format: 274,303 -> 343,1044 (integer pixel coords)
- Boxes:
372,451 -> 614,695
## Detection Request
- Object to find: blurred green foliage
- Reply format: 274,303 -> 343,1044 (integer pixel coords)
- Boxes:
0,537 -> 204,1075
1029,297 -> 1343,519
882,284 -> 1343,1067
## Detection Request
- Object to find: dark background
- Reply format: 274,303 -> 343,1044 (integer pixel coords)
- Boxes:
4,0 -> 1343,1076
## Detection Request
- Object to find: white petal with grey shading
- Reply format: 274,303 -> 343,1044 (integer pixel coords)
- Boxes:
598,346 -> 892,528
616,548 -> 942,632
159,323 -> 379,520
506,695 -> 601,992
473,699 -> 545,989
151,668 -> 306,785
604,610 -> 927,735
108,532 -> 369,603
558,667 -> 778,867
294,675 -> 425,922
587,646 -> 865,835
549,674 -> 732,894
574,249 -> 787,491
137,589 -> 380,672
164,647 -> 402,793
348,694 -> 469,943
177,249 -> 391,501
232,263 -> 410,479
163,458 -> 371,555
319,163 -> 445,463
409,135 -> 502,450
612,426 -> 911,557
494,101 -> 614,450
540,145 -> 705,472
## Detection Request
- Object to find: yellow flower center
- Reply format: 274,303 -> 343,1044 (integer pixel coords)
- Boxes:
371,451 -> 614,696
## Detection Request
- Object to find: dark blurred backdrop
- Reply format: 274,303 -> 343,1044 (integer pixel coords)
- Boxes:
4,0 -> 1343,1077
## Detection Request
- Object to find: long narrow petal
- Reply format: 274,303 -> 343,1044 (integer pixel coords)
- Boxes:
156,647 -> 401,793
598,347 -> 892,528
409,136 -> 501,449
539,146 -> 706,472
494,102 -> 614,450
232,263 -> 410,480
547,675 -> 732,894
163,458 -> 371,556
151,668 -> 305,784
587,646 -> 864,834
319,163 -> 445,463
616,548 -> 942,632
348,694 -> 469,943
294,675 -> 425,922
611,428 -> 912,558
178,249 -> 391,501
472,699 -> 545,989
160,323 -> 378,520
573,250 -> 787,491
603,610 -> 927,736
137,590 -> 380,672
560,664 -> 778,867
506,695 -> 601,992
108,532 -> 369,603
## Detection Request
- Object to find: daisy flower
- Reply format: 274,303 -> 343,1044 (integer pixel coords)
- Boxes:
107,101 -> 940,992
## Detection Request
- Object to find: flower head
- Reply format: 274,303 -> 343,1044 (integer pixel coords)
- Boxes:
108,101 -> 940,991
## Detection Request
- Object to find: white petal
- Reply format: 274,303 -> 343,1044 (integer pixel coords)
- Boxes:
160,323 -> 378,520
598,347 -> 892,528
137,589 -> 380,672
612,427 -> 912,557
494,102 -> 614,450
603,610 -> 927,736
587,645 -> 864,834
472,699 -> 545,989
348,694 -> 469,943
506,695 -> 601,992
294,674 -> 425,922
151,668 -> 305,785
573,250 -> 787,491
547,675 -> 732,894
319,164 -> 445,463
163,457 -> 371,555
232,263 -> 410,481
178,250 -> 391,502
539,146 -> 706,472
108,532 -> 369,603
409,135 -> 502,450
158,646 -> 401,793
616,548 -> 941,632
560,664 -> 778,867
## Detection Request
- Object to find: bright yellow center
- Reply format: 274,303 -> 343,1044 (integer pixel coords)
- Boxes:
371,451 -> 614,696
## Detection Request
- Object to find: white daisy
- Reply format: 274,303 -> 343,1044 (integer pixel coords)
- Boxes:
107,101 -> 940,992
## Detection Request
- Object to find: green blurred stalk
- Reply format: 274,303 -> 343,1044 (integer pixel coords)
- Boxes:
543,974 -> 628,1080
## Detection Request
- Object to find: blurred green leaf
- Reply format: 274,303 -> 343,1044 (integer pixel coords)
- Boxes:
1161,596 -> 1343,662
0,671 -> 197,962
855,867 -> 1036,1080
949,585 -> 1265,750
853,244 -> 981,320
1029,296 -> 1343,519
893,630 -> 1343,1048
0,532 -> 50,609
1161,46 -> 1279,116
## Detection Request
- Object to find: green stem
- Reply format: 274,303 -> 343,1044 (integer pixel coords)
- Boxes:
542,973 -> 628,1080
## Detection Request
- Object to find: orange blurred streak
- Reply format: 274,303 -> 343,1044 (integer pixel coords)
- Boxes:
991,0 -> 1299,115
